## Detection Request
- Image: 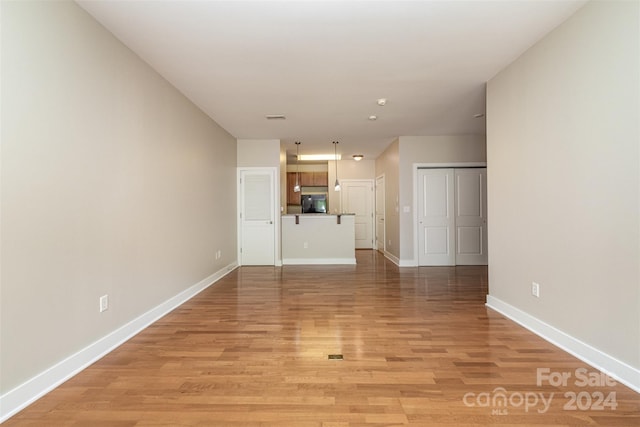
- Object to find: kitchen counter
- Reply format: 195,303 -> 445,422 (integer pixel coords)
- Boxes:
281,214 -> 356,264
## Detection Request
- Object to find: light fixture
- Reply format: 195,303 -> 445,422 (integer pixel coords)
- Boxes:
294,141 -> 301,192
368,115 -> 377,121
298,153 -> 341,161
377,98 -> 387,106
352,154 -> 364,161
333,141 -> 341,192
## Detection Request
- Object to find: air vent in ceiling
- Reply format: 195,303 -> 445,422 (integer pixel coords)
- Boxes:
266,115 -> 286,120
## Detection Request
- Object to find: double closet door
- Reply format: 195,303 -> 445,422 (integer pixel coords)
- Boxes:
418,168 -> 487,266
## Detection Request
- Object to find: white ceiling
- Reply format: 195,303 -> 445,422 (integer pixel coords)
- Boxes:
78,0 -> 585,160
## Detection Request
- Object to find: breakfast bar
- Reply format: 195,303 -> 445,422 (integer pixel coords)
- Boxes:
281,214 -> 356,265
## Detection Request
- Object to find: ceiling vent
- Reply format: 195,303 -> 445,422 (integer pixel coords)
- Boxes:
266,115 -> 286,120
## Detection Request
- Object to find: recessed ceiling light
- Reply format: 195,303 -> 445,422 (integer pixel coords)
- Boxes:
266,115 -> 286,120
377,98 -> 387,106
368,115 -> 377,121
352,154 -> 364,161
473,113 -> 485,118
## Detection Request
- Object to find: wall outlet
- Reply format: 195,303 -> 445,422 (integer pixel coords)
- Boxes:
99,295 -> 109,312
303,242 -> 309,249
531,282 -> 540,298
215,250 -> 222,260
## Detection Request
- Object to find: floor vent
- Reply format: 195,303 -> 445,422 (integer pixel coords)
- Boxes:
328,354 -> 344,360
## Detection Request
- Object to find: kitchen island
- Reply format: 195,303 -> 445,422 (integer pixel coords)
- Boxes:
281,214 -> 355,265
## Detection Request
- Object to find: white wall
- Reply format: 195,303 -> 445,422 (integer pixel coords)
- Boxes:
1,0 -> 237,398
487,0 -> 639,380
398,135 -> 486,264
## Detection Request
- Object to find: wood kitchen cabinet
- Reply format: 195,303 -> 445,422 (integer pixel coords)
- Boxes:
287,172 -> 329,205
300,172 -> 328,187
299,172 -> 314,187
312,171 -> 328,186
287,172 -> 301,205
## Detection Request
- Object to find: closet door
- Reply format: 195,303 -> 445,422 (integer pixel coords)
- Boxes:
455,168 -> 488,265
418,168 -> 455,266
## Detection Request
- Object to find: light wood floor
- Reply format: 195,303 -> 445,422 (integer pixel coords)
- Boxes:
5,250 -> 639,426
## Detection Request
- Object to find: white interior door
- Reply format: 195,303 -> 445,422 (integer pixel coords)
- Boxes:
455,168 -> 488,265
418,168 -> 455,266
240,169 -> 275,265
375,175 -> 385,252
341,180 -> 373,249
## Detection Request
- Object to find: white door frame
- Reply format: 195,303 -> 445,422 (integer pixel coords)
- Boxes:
375,174 -> 385,252
340,179 -> 375,249
237,167 -> 281,266
412,162 -> 487,267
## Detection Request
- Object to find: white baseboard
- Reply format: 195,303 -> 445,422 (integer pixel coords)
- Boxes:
383,252 -> 417,267
486,295 -> 640,394
282,258 -> 356,265
0,262 -> 238,423
384,251 -> 401,266
398,258 -> 418,267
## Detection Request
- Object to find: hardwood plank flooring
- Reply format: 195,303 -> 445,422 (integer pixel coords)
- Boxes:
5,250 -> 639,426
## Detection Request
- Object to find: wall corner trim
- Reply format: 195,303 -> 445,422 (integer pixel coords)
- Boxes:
0,263 -> 239,423
486,295 -> 640,394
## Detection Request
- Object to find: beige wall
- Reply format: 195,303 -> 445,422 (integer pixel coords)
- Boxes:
398,135 -> 486,263
328,159 -> 375,214
237,139 -> 281,168
1,0 -> 237,394
281,215 -> 355,264
375,139 -> 400,260
487,0 -> 639,369
287,163 -> 329,173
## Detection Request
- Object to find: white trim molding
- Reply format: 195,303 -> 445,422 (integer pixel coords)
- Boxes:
384,251 -> 401,266
486,295 -> 640,394
0,263 -> 238,423
282,258 -> 356,265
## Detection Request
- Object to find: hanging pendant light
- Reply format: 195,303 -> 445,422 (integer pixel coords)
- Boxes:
294,141 -> 301,192
333,141 -> 341,192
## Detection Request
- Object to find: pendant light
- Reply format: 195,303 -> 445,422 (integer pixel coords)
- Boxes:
294,141 -> 301,192
333,141 -> 341,192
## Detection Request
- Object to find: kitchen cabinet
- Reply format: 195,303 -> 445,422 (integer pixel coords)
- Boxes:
300,172 -> 328,187
287,172 -> 301,205
312,171 -> 328,186
288,172 -> 328,205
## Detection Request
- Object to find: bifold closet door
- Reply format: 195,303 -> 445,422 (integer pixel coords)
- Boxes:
418,167 -> 488,266
454,168 -> 488,265
418,168 -> 455,266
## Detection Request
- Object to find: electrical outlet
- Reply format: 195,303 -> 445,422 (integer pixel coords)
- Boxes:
215,250 -> 221,260
531,282 -> 540,298
99,295 -> 109,312
303,242 -> 309,249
